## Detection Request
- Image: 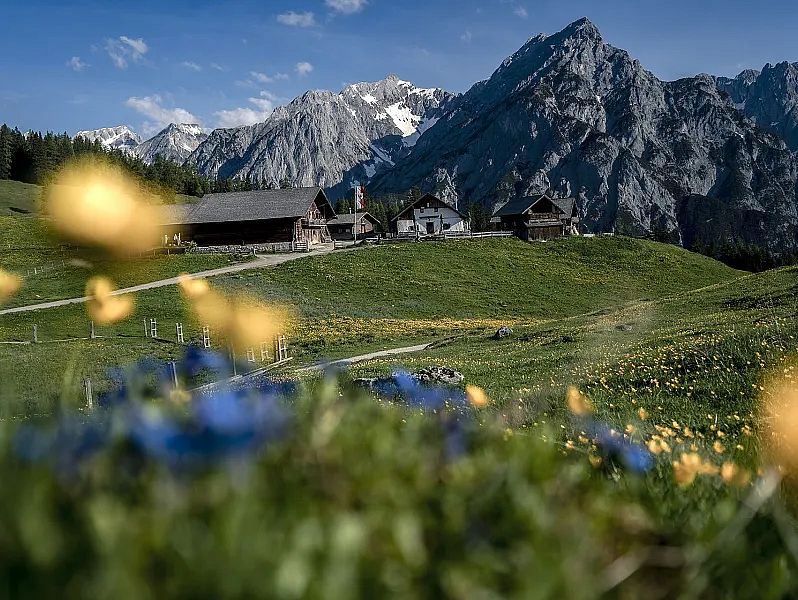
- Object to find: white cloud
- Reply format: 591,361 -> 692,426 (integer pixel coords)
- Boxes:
460,30 -> 472,43
296,61 -> 314,77
105,36 -> 149,69
514,5 -> 528,18
125,95 -> 200,135
210,62 -> 226,71
250,71 -> 274,83
214,91 -> 278,128
325,0 -> 367,14
180,61 -> 202,71
277,11 -> 317,27
66,56 -> 88,71
120,36 -> 148,55
238,70 -> 289,87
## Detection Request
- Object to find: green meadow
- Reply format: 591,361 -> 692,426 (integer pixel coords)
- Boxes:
2,179 -> 798,596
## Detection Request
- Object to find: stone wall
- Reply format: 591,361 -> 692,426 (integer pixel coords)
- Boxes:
187,241 -> 299,255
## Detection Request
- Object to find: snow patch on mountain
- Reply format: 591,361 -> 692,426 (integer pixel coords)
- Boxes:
188,75 -> 455,196
135,123 -> 208,164
74,125 -> 142,153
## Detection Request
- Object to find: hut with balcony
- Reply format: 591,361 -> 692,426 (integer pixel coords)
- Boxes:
392,193 -> 470,237
159,187 -> 335,247
327,211 -> 381,241
491,195 -> 579,241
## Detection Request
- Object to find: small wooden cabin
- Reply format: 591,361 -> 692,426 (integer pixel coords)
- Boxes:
160,188 -> 335,246
392,194 -> 470,236
492,195 -> 579,241
327,212 -> 381,240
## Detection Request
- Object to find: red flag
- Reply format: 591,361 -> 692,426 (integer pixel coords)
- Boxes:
355,185 -> 366,210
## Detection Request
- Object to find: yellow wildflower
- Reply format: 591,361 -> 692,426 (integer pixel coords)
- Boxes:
45,158 -> 160,255
672,453 -> 718,487
466,385 -> 489,409
177,274 -> 211,300
85,276 -> 134,324
638,407 -> 649,420
566,386 -> 592,416
721,462 -> 751,487
648,438 -> 671,455
0,269 -> 22,304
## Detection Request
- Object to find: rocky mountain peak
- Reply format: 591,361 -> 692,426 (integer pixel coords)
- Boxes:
74,125 -> 142,153
372,18 -> 798,255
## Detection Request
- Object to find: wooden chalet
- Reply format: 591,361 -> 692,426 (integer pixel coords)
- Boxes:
392,194 -> 470,236
160,187 -> 335,246
491,195 -> 579,241
326,212 -> 381,241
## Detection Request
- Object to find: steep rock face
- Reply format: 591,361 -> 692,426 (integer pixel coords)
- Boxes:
371,18 -> 798,252
716,63 -> 798,152
134,123 -> 208,165
188,76 -> 454,197
73,125 -> 142,153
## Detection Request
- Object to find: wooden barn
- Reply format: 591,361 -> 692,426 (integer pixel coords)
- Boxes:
160,187 -> 335,247
393,194 -> 470,236
326,212 -> 381,240
491,195 -> 579,241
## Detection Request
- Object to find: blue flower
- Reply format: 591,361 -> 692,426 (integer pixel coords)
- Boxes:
584,420 -> 653,474
128,391 -> 288,469
181,346 -> 231,379
14,415 -> 110,479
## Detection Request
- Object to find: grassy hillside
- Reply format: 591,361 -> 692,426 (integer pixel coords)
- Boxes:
0,179 -> 40,215
0,236 -> 743,412
0,181 -> 247,307
216,236 -> 740,319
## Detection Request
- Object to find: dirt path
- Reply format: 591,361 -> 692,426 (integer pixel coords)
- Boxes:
194,343 -> 433,394
295,344 -> 432,373
0,244 -> 337,316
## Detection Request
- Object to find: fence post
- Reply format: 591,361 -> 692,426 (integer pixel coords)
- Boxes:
260,341 -> 270,363
246,348 -> 256,364
169,362 -> 179,388
144,319 -> 150,338
90,320 -> 96,339
32,324 -> 38,343
202,326 -> 211,349
83,378 -> 93,410
176,323 -> 184,344
150,319 -> 158,339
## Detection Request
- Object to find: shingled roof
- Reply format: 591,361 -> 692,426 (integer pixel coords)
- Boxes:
493,195 -> 576,218
327,211 -> 381,226
160,188 -> 334,225
393,193 -> 469,221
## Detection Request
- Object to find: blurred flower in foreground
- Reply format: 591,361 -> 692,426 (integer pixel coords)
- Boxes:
16,348 -> 291,477
178,273 -> 211,300
44,158 -> 159,255
721,462 -> 751,487
0,269 -> 22,304
586,421 -> 653,474
466,385 -> 489,409
566,386 -> 592,416
85,276 -> 134,324
672,452 -> 718,487
179,277 -> 290,349
763,376 -> 798,473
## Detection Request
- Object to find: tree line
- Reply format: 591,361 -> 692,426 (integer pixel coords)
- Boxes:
0,124 -> 255,199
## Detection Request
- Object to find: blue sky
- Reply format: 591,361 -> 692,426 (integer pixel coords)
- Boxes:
2,0 -> 798,137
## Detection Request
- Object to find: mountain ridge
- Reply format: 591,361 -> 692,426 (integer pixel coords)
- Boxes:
78,18 -> 798,253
